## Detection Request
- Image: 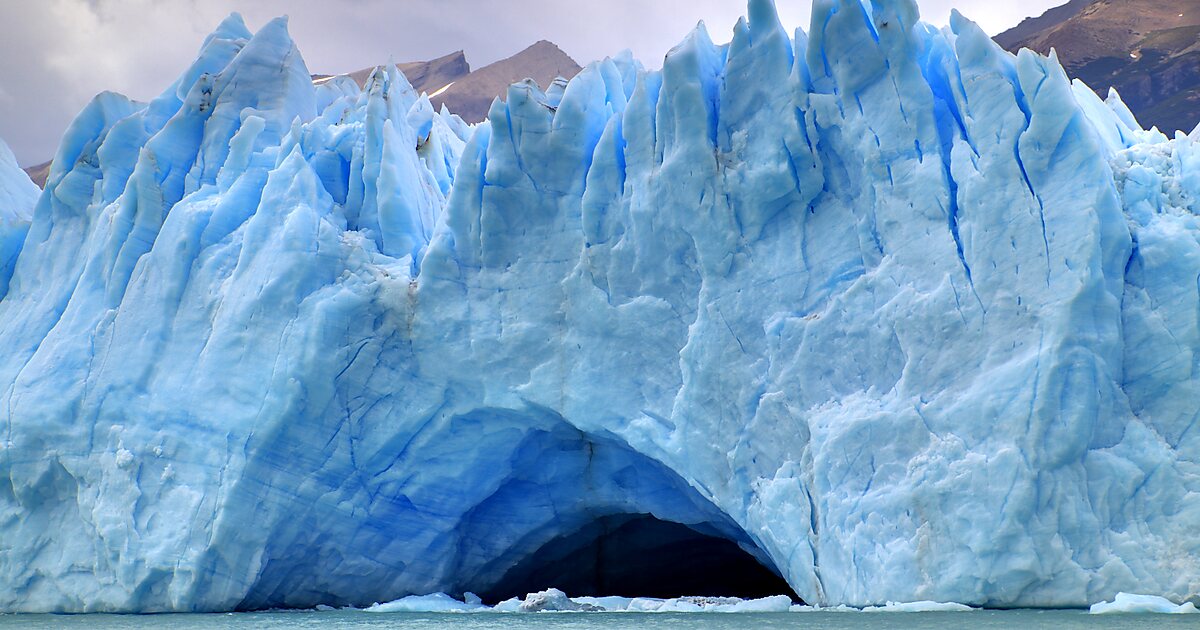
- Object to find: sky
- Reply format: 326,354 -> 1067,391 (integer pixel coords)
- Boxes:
0,0 -> 1066,167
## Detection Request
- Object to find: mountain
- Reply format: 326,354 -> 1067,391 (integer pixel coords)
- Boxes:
2,0 -> 1200,614
316,41 -> 581,124
312,49 -> 471,95
21,161 -> 49,188
432,40 -> 581,123
991,0 -> 1092,49
995,0 -> 1200,134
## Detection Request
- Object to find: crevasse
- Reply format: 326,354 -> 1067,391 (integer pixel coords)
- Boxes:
0,0 -> 1198,613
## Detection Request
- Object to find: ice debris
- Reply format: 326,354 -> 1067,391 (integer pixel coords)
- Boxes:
370,590 -> 794,613
1089,593 -> 1199,615
363,590 -> 976,614
514,588 -> 603,612
366,592 -> 488,613
861,601 -> 976,612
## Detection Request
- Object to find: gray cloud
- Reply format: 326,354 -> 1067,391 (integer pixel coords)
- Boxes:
0,0 -> 1063,166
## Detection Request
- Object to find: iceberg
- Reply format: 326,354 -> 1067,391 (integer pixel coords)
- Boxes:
1,0 -> 1199,614
365,592 -> 487,613
1089,593 -> 1199,615
861,601 -> 975,613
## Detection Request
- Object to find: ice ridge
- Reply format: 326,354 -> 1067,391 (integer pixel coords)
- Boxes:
0,137 -> 38,299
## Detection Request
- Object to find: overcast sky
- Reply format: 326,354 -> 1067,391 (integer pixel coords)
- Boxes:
0,0 -> 1064,167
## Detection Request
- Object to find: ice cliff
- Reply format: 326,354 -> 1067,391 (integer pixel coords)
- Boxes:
0,138 -> 38,299
2,0 -> 1199,613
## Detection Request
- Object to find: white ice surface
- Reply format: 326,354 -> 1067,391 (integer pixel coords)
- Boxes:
862,601 -> 976,612
1089,593 -> 1199,615
368,591 -> 800,613
366,593 -> 487,613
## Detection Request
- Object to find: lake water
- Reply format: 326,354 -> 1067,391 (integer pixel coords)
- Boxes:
1,610 -> 1195,629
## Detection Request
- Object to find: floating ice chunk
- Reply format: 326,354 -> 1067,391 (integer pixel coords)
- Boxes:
720,596 -> 794,612
629,595 -> 793,612
789,601 -> 973,612
365,593 -> 487,613
862,601 -> 976,612
674,595 -> 792,612
517,588 -> 602,612
491,598 -> 523,613
572,594 -> 793,612
790,604 -> 858,612
1090,593 -> 1199,614
484,591 -> 795,613
649,598 -> 705,612
572,596 -> 637,610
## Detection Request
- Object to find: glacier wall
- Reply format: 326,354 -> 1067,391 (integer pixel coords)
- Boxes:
1,0 -> 1199,612
0,137 -> 38,299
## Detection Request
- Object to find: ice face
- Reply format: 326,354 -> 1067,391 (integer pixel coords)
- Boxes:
1,0 -> 1199,614
0,137 -> 39,299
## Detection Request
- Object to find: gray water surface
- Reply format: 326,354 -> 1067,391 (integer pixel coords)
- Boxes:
2,610 -> 1196,629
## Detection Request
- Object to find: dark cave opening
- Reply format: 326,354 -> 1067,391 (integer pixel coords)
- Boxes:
478,513 -> 800,604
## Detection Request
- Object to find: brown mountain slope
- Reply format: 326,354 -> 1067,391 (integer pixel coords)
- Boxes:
996,0 -> 1200,134
433,40 -> 582,123
312,41 -> 581,125
993,0 -> 1093,50
312,50 -> 471,95
22,161 -> 50,188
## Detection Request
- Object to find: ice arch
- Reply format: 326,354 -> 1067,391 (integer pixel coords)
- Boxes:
412,407 -> 794,604
231,405 -> 794,609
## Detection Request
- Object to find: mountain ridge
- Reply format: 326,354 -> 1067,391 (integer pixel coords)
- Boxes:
995,0 -> 1200,134
313,40 -> 581,124
312,49 -> 471,95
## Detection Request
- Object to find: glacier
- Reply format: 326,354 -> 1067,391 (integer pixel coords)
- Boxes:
1,0 -> 1200,613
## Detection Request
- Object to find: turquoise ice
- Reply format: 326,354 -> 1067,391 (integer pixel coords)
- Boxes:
1,0 -> 1199,613
0,137 -> 38,298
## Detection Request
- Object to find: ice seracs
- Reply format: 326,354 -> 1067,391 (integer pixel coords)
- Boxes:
1,0 -> 1200,614
0,137 -> 38,299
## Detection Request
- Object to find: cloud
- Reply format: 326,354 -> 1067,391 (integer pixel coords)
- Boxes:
0,0 -> 1064,166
